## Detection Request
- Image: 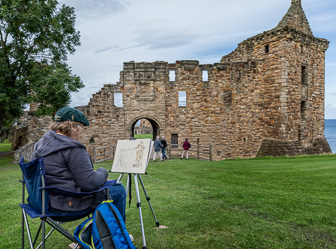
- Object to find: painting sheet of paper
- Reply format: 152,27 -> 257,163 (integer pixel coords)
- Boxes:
111,139 -> 153,174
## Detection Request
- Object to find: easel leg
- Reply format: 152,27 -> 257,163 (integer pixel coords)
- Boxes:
126,174 -> 130,197
138,175 -> 160,227
117,173 -> 130,198
117,173 -> 124,182
134,174 -> 147,249
119,173 -> 158,248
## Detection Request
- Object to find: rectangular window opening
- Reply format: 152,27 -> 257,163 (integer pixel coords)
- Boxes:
171,134 -> 178,148
169,70 -> 176,81
223,90 -> 232,107
265,44 -> 269,53
202,70 -> 208,81
301,101 -> 308,120
114,93 -> 123,107
178,91 -> 186,107
301,66 -> 308,85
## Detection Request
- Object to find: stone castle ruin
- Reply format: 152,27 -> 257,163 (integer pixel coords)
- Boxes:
11,0 -> 332,161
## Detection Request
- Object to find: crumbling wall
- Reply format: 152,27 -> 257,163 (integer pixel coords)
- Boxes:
10,1 -> 331,160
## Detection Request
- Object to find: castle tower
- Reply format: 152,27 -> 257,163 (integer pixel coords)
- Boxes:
221,0 -> 330,156
12,0 -> 331,160
274,0 -> 313,36
272,0 -> 329,146
257,0 -> 330,153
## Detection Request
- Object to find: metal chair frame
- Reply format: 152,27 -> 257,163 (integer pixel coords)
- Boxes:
20,157 -> 109,249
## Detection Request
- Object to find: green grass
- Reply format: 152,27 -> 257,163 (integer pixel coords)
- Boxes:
134,134 -> 153,139
1,138 -> 336,248
0,139 -> 11,152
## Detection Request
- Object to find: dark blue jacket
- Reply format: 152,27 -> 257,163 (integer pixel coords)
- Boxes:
31,131 -> 108,212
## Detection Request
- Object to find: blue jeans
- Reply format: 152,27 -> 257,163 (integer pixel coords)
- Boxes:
49,182 -> 127,222
107,183 -> 126,221
162,147 -> 167,159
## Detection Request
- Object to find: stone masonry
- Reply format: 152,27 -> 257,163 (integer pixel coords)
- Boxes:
12,0 -> 332,160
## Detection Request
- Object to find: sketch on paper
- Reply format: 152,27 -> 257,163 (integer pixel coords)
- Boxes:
111,139 -> 153,174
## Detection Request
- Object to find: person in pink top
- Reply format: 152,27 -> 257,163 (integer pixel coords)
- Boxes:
181,138 -> 191,160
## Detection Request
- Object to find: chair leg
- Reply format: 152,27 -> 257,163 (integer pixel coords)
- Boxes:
41,219 -> 46,249
21,173 -> 26,249
22,209 -> 25,249
73,244 -> 81,249
22,210 -> 58,249
45,218 -> 78,243
23,215 -> 80,249
33,223 -> 42,246
36,225 -> 56,249
22,210 -> 34,249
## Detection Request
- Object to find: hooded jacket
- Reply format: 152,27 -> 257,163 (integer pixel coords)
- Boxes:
153,139 -> 163,152
31,130 -> 108,212
183,140 -> 190,150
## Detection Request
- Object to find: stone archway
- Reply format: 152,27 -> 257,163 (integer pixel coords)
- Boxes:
129,116 -> 162,140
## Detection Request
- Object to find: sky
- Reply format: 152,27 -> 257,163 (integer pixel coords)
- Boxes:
57,0 -> 336,119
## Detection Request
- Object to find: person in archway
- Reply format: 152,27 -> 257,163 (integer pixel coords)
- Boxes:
161,136 -> 168,160
31,107 -> 127,221
153,136 -> 163,162
181,138 -> 191,160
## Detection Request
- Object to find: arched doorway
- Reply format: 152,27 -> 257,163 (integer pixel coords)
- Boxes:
130,117 -> 161,140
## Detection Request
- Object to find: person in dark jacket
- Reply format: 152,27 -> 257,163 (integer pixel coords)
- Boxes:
181,138 -> 191,160
161,136 -> 168,160
31,107 -> 126,221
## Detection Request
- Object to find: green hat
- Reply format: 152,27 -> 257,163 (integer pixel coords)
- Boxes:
54,107 -> 90,126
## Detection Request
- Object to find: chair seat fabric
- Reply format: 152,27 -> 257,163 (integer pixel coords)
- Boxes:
20,203 -> 93,222
19,157 -> 112,221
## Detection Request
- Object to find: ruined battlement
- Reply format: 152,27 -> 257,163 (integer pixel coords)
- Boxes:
76,0 -> 331,159
12,0 -> 331,160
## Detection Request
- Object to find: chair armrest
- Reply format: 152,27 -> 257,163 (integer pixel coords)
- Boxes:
41,180 -> 117,197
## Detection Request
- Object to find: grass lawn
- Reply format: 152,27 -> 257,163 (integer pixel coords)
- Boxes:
1,139 -> 336,248
134,134 -> 153,140
0,139 -> 11,152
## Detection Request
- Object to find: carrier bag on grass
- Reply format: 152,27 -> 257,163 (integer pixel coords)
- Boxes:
74,200 -> 136,249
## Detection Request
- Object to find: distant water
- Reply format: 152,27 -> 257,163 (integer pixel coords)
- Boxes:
325,119 -> 336,153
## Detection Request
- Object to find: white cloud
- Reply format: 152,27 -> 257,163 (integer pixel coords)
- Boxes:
325,103 -> 336,120
58,0 -> 336,119
61,0 -> 130,19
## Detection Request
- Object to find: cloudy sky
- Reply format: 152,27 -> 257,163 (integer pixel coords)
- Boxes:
58,0 -> 336,119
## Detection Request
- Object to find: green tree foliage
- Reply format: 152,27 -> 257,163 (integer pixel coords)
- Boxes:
0,0 -> 84,130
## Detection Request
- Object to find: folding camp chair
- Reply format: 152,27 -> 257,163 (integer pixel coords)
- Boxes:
19,157 -> 113,249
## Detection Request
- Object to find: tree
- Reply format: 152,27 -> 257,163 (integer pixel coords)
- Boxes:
0,0 -> 84,130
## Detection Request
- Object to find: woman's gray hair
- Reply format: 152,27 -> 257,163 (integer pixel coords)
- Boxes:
51,121 -> 82,137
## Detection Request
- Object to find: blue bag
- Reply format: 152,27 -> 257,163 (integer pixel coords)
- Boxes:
74,200 -> 136,249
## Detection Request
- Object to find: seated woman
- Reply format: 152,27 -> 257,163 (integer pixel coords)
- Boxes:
31,107 -> 126,221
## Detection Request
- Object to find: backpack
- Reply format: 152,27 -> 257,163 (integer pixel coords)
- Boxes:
74,200 -> 136,249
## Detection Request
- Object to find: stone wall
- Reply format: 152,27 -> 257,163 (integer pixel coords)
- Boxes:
10,1 -> 332,160
13,141 -> 34,162
75,25 -> 330,160
10,111 -> 53,152
76,36 -> 331,160
257,138 -> 331,157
